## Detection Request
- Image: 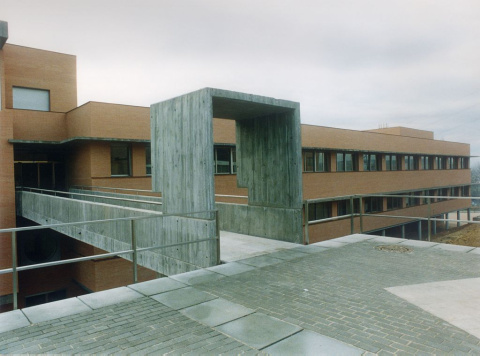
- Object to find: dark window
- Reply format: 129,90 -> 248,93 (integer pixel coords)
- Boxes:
404,155 -> 417,170
363,154 -> 380,171
447,157 -> 458,170
435,156 -> 446,170
385,154 -> 399,171
405,191 -> 421,207
308,202 -> 332,221
315,151 -> 329,172
420,156 -> 432,170
111,144 -> 131,176
145,145 -> 151,175
337,199 -> 360,216
387,197 -> 403,210
336,152 -> 356,172
364,197 -> 383,213
214,146 -> 236,174
303,151 -> 314,172
460,157 -> 469,169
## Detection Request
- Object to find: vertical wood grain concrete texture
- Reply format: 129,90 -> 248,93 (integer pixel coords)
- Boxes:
152,88 -> 303,243
19,192 -> 215,276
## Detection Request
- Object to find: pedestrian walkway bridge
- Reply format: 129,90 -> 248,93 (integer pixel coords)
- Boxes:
2,234 -> 480,355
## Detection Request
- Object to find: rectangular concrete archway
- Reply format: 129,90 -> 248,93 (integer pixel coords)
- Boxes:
151,88 -> 303,243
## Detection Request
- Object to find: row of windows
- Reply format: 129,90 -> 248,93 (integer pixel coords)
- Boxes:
302,150 -> 470,173
110,143 -> 470,177
307,186 -> 470,221
110,144 -> 237,177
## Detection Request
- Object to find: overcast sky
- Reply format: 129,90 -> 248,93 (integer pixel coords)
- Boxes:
2,0 -> 479,162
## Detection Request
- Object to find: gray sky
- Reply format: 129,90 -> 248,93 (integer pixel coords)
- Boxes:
2,0 -> 479,162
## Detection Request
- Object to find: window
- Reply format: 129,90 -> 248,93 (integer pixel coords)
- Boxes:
363,154 -> 380,171
111,144 -> 131,176
435,156 -> 446,170
315,151 -> 329,172
13,86 -> 50,111
387,197 -> 403,210
461,186 -> 469,197
214,146 -> 236,174
336,152 -> 356,172
337,199 -> 360,216
145,145 -> 152,175
303,151 -> 314,172
302,150 -> 329,172
404,155 -> 417,170
460,157 -> 469,169
447,157 -> 458,170
364,197 -> 383,213
308,202 -> 332,221
405,191 -> 421,207
437,188 -> 448,202
420,156 -> 432,170
385,154 -> 399,171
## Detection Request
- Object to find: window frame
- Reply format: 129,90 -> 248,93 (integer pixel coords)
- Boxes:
111,143 -> 132,177
363,153 -> 380,172
336,152 -> 356,172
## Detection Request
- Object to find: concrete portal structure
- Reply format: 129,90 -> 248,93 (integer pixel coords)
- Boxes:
151,88 -> 303,243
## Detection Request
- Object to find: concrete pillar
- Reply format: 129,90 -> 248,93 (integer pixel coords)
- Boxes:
468,208 -> 471,221
445,213 -> 449,230
418,221 -> 422,241
381,230 -> 386,236
433,218 -> 437,234
457,210 -> 461,228
401,225 -> 405,239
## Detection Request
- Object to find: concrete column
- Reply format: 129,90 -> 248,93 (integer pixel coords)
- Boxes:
433,217 -> 437,234
445,213 -> 449,230
468,208 -> 471,221
381,230 -> 386,236
418,221 -> 422,241
401,225 -> 405,239
457,210 -> 461,227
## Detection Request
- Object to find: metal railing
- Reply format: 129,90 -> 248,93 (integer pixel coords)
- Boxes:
0,208 -> 220,310
71,185 -> 249,201
303,191 -> 480,244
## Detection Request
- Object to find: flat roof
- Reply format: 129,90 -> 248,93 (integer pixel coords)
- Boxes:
1,234 -> 480,354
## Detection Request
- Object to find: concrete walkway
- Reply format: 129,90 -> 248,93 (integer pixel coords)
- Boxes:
2,234 -> 480,355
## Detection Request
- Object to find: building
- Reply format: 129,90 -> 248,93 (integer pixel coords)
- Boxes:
0,21 -> 472,311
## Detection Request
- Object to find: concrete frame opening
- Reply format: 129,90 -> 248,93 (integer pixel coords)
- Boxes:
151,88 -> 303,243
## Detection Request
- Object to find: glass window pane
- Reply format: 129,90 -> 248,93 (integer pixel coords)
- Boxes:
316,152 -> 325,172
215,147 -> 231,174
111,144 -> 131,176
345,154 -> 353,171
336,153 -> 344,172
391,155 -> 397,170
13,87 -> 50,111
304,151 -> 314,172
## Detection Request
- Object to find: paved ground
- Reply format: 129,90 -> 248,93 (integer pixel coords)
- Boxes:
2,234 -> 480,355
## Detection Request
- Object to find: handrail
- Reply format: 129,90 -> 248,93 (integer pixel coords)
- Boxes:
1,201 -> 220,310
22,187 -> 163,206
303,191 -> 479,244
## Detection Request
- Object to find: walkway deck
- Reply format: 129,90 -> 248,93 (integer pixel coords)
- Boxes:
2,234 -> 480,355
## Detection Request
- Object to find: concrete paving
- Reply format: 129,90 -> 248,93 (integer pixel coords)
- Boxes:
2,234 -> 480,355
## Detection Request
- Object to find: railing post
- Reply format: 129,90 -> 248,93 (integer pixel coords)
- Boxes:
131,220 -> 138,284
359,197 -> 364,233
12,231 -> 18,310
304,201 -> 309,245
349,196 -> 354,234
215,210 -> 220,265
427,197 -> 431,242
